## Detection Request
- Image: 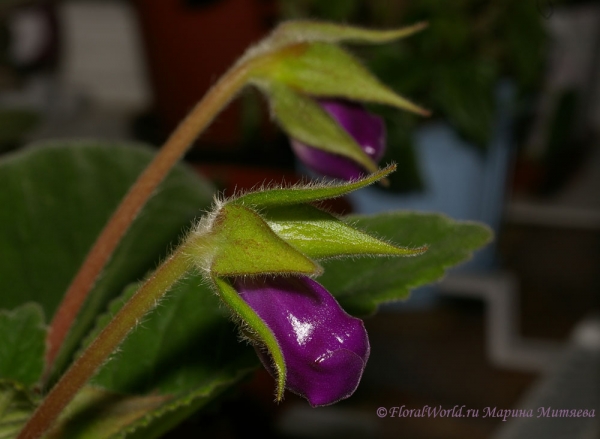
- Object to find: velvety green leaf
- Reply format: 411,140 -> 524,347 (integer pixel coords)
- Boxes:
271,20 -> 428,46
88,277 -> 256,395
47,386 -> 170,439
108,375 -> 251,439
252,42 -> 429,116
264,83 -> 376,172
0,381 -> 37,439
263,204 -> 426,259
207,204 -> 320,276
79,275 -> 258,437
0,141 -> 214,374
47,377 -> 252,439
0,304 -> 46,387
233,165 -> 394,207
319,212 -> 493,315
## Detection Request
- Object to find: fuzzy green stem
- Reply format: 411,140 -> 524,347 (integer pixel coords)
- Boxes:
19,243 -> 196,439
43,55 -> 256,381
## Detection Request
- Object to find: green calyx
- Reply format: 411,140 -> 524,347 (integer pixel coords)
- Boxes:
185,167 -> 427,278
263,82 -> 378,173
252,42 -> 429,116
233,165 -> 395,207
200,204 -> 321,277
244,20 -> 429,62
269,20 -> 429,46
263,204 -> 427,260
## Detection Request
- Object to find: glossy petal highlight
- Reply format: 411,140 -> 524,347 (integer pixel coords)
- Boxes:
234,275 -> 369,407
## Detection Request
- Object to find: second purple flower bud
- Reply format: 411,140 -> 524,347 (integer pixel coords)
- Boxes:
290,100 -> 386,180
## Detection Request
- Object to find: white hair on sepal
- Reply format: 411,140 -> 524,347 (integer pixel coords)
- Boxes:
182,169 -> 399,278
179,193 -> 228,275
339,212 -> 429,257
197,192 -> 227,230
227,172 -> 366,206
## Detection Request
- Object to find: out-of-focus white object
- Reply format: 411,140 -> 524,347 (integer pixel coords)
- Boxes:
527,3 -> 600,157
439,273 -> 564,373
492,316 -> 600,439
58,1 -> 150,110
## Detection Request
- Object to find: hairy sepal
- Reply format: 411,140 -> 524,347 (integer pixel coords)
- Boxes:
262,204 -> 427,260
213,277 -> 286,401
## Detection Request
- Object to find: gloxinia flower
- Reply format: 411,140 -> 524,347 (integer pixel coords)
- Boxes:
234,275 -> 369,407
290,99 -> 386,180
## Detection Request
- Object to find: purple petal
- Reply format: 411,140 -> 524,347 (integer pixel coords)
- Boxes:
291,99 -> 386,180
234,275 -> 369,407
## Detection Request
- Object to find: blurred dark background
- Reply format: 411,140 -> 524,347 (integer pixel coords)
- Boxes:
0,0 -> 598,438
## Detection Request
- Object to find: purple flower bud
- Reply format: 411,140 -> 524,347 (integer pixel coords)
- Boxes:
291,99 -> 386,180
234,275 -> 369,407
